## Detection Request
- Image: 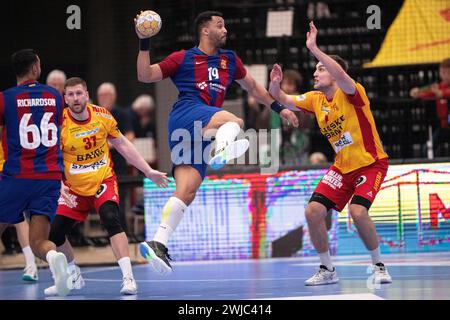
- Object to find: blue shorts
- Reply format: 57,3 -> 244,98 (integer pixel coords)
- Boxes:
168,100 -> 222,179
0,178 -> 61,224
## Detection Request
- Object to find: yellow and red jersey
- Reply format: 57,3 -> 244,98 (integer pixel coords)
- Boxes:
292,83 -> 388,173
61,103 -> 121,196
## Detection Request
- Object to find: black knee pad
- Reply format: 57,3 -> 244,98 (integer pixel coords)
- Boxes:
98,201 -> 124,238
49,215 -> 77,247
309,192 -> 336,211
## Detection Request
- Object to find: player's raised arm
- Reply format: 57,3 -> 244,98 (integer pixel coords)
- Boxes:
236,73 -> 299,127
268,64 -> 297,109
108,134 -> 170,188
135,11 -> 164,83
306,21 -> 355,95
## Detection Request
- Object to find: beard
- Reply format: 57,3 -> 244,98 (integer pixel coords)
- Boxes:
70,102 -> 86,114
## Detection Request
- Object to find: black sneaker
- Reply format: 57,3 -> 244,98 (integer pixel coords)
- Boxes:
139,240 -> 173,275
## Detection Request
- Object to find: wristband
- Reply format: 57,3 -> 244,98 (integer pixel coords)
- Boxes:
270,100 -> 287,114
139,38 -> 151,51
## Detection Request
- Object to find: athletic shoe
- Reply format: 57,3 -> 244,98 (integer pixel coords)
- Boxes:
22,265 -> 38,281
139,240 -> 173,275
209,139 -> 249,170
45,263 -> 82,296
120,277 -> 138,295
373,262 -> 392,283
47,252 -> 72,296
305,265 -> 339,286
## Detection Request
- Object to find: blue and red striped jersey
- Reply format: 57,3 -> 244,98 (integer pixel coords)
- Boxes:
158,47 -> 247,108
0,80 -> 64,180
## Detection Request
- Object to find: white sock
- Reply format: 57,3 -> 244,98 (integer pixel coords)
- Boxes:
153,197 -> 187,246
214,121 -> 241,154
318,251 -> 334,271
369,247 -> 382,264
22,246 -> 36,268
118,257 -> 134,279
67,259 -> 77,272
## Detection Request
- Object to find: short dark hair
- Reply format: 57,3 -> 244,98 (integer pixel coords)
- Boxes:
194,11 -> 223,38
11,49 -> 38,78
64,77 -> 87,90
283,69 -> 303,91
329,55 -> 348,72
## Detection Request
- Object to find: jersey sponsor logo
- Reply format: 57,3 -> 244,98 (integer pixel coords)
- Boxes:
69,155 -> 107,174
321,115 -> 345,139
355,175 -> 367,187
197,81 -> 208,90
17,98 -> 56,107
58,193 -> 78,209
374,171 -> 383,191
332,131 -> 354,153
95,112 -> 112,120
76,146 -> 105,161
210,83 -> 226,93
322,169 -> 343,190
75,127 -> 100,138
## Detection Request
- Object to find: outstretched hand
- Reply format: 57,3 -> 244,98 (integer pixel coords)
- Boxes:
146,169 -> 171,188
280,109 -> 299,127
60,182 -> 75,208
306,21 -> 318,50
270,64 -> 283,84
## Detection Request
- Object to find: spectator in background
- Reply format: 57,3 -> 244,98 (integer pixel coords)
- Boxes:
410,58 -> 450,157
309,151 -> 328,166
131,94 -> 156,138
46,69 -> 66,95
97,82 -> 135,234
279,69 -> 313,165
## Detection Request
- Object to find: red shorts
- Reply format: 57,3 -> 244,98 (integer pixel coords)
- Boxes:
56,176 -> 119,222
312,158 -> 388,211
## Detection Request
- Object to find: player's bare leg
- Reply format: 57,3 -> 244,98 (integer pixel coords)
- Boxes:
349,204 -> 392,283
140,165 -> 201,275
304,202 -> 339,286
204,111 -> 249,170
16,220 -> 38,281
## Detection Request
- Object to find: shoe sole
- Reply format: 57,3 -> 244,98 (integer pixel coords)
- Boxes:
209,139 -> 250,170
305,278 -> 340,286
139,242 -> 172,276
22,275 -> 38,282
120,288 -> 138,295
51,254 -> 71,297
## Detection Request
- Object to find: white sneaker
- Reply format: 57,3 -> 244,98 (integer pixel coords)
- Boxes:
22,265 -> 39,281
120,277 -> 138,295
373,263 -> 392,284
305,265 -> 339,286
47,252 -> 72,297
209,139 -> 249,170
45,264 -> 84,296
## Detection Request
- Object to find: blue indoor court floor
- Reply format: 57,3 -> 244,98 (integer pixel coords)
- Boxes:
1,251 -> 449,300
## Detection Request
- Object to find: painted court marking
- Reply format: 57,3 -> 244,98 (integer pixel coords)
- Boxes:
258,293 -> 384,300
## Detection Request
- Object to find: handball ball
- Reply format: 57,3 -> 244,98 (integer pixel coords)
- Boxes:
136,10 -> 162,38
